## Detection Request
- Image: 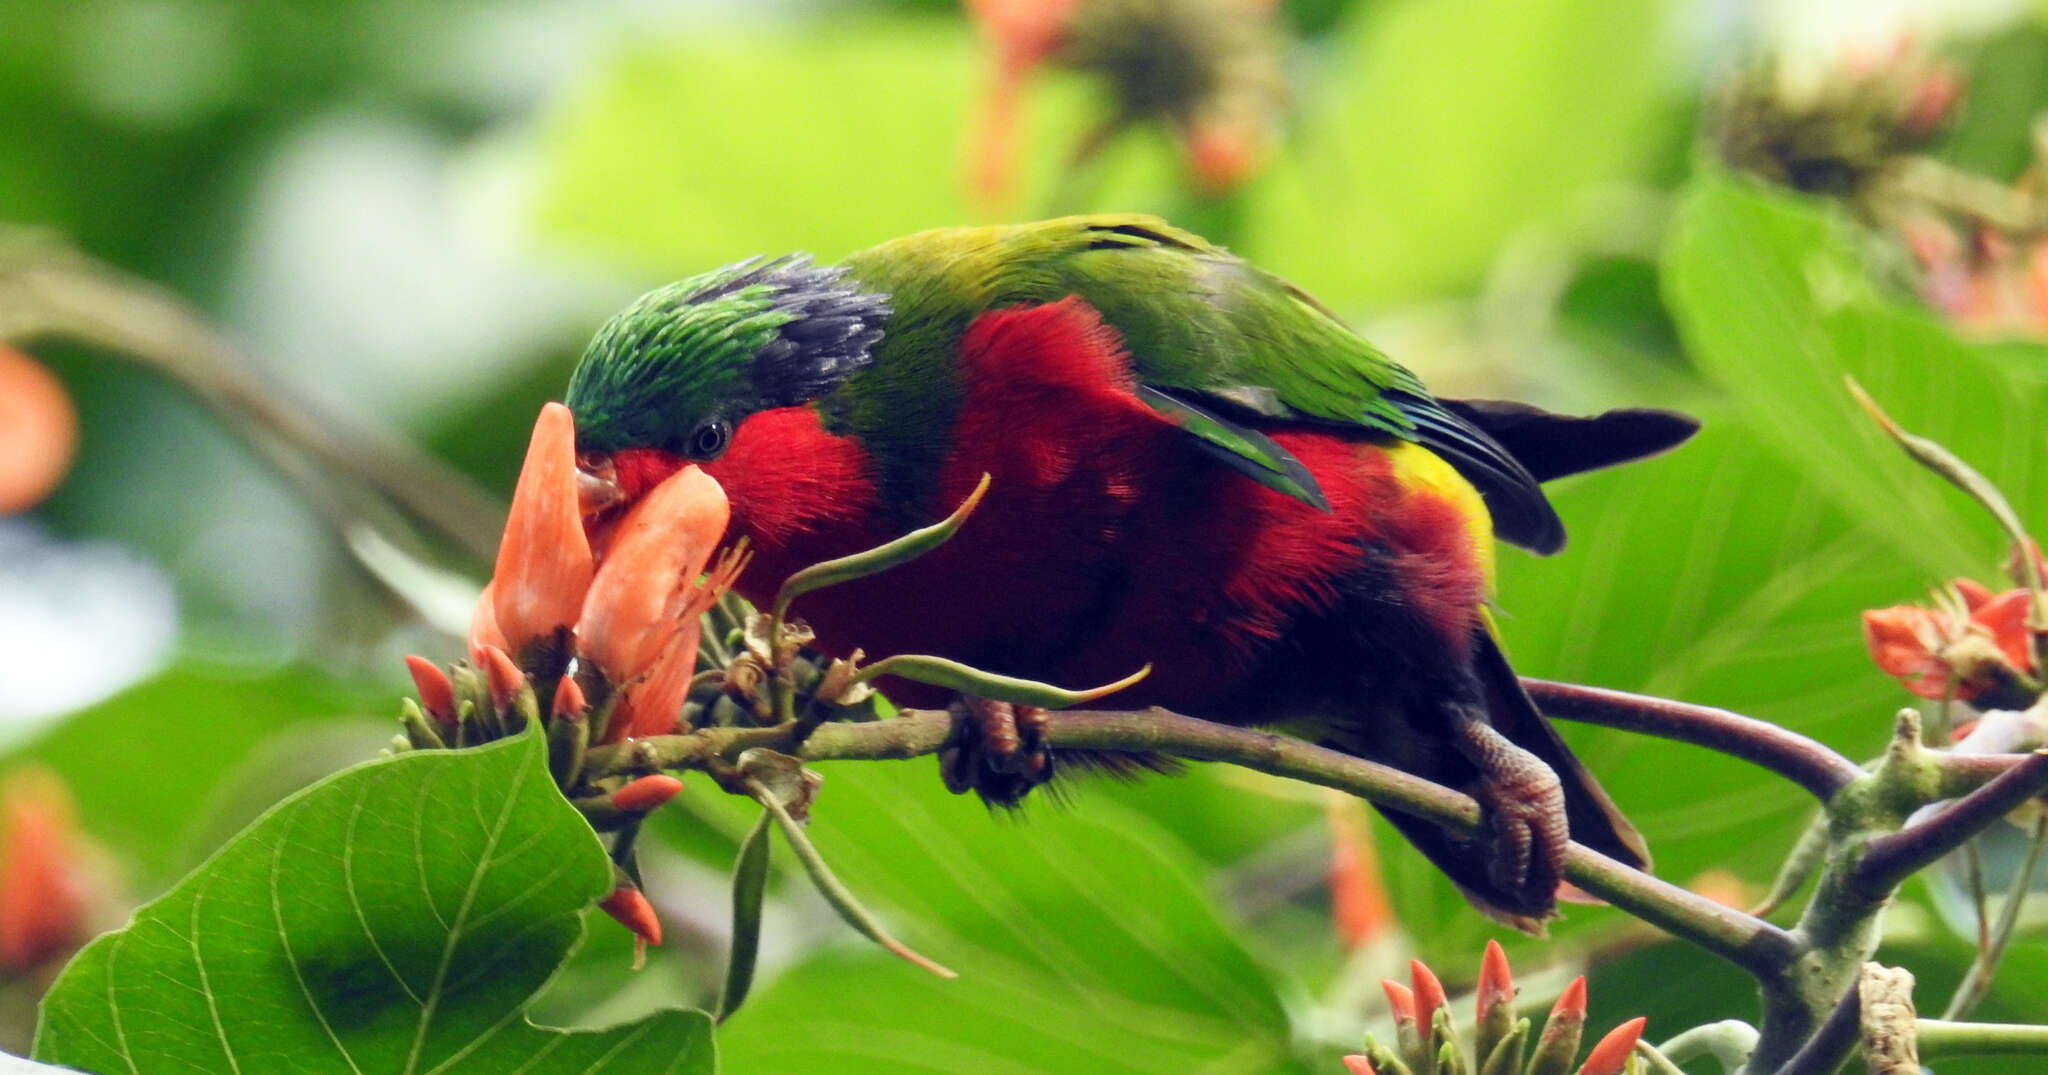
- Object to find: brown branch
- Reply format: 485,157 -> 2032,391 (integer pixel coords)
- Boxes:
1523,679 -> 1864,801
0,233 -> 504,561
586,705 -> 1802,973
1767,981 -> 1862,1075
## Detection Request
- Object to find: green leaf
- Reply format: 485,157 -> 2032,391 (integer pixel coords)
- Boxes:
716,763 -> 1308,1074
1663,169 -> 2048,576
533,18 -> 978,273
715,809 -> 773,1021
1243,0 -> 1679,307
33,733 -> 714,1075
0,664 -> 385,886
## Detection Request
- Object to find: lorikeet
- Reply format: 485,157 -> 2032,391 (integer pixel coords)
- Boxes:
564,214 -> 1693,928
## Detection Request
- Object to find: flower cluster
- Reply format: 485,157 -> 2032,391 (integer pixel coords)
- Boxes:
1862,577 -> 2039,708
399,402 -> 743,763
396,403 -> 743,951
1903,214 -> 2048,336
1343,941 -> 1648,1075
1715,39 -> 1958,200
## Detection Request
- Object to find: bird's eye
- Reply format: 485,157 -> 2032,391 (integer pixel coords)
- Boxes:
687,417 -> 732,461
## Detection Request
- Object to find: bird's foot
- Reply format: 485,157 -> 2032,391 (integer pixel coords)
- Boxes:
1456,720 -> 1569,910
939,696 -> 1054,807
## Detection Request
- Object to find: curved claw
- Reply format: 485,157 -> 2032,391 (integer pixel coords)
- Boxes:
942,696 -> 1054,807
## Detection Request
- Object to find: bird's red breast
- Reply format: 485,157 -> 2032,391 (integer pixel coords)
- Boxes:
613,298 -> 1492,712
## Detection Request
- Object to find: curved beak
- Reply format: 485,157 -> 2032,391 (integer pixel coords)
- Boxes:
575,453 -> 625,519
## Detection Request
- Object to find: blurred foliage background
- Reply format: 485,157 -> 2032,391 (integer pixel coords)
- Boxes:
9,0 -> 2048,1070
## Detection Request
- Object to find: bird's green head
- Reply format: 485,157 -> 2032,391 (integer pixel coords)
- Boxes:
564,256 -> 890,463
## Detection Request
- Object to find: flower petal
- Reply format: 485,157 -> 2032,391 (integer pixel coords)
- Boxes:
492,403 -> 595,657
577,465 -> 730,697
1971,588 -> 2033,671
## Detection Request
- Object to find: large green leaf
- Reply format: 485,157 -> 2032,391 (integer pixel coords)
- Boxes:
34,733 -> 714,1075
716,761 -> 1307,1074
0,664 -> 385,886
533,18 -> 983,274
1242,0 -> 1680,308
1664,169 -> 2048,575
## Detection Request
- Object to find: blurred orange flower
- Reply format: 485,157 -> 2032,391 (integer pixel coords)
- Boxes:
0,346 -> 78,514
1863,579 -> 2034,703
0,767 -> 88,975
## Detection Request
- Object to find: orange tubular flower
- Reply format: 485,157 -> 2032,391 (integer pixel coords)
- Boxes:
489,402 -> 595,663
446,402 -> 739,747
575,465 -> 739,741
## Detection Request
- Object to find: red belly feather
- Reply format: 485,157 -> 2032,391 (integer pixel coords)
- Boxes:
623,299 -> 1486,709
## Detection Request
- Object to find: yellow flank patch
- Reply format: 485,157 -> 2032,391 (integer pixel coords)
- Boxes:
1383,441 -> 1496,589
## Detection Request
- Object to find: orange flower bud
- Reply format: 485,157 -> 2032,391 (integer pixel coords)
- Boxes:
1552,975 -> 1588,1021
1341,1057 -> 1376,1075
404,656 -> 456,724
610,774 -> 685,812
1578,1016 -> 1647,1075
478,644 -> 527,712
1476,938 -> 1515,1021
491,403 -> 595,659
598,885 -> 662,947
551,674 -> 587,722
1381,979 -> 1416,1025
1409,958 -> 1446,1032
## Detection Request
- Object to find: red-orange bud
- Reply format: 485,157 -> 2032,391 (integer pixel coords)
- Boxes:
1381,979 -> 1416,1024
478,644 -> 526,711
1341,1057 -> 1376,1075
1477,938 -> 1515,1019
1409,958 -> 1446,1031
492,403 -> 595,657
404,656 -> 456,724
610,774 -> 684,812
551,675 -> 587,722
598,885 -> 662,947
1553,976 -> 1588,1021
1578,1016 -> 1647,1075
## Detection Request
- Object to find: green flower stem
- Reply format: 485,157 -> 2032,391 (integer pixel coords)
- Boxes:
1655,1020 -> 1758,1073
1917,1019 -> 2048,1058
744,775 -> 956,979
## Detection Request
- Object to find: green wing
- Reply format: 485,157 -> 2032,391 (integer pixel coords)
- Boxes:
1034,216 -> 1564,551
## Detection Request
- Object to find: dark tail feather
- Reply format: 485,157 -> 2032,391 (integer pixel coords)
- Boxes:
1440,399 -> 1699,485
